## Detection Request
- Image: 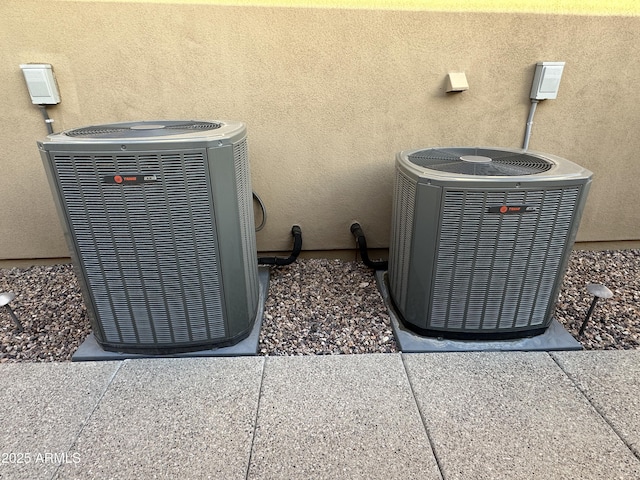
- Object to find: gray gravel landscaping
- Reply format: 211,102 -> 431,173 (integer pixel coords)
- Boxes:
555,249 -> 640,349
0,249 -> 638,362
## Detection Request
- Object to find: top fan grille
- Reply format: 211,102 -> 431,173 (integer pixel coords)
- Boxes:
65,121 -> 222,139
407,147 -> 553,176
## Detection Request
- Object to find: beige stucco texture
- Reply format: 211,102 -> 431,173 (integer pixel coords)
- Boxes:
1,1 -> 639,259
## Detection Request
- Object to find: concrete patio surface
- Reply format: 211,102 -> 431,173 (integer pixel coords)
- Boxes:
1,351 -> 639,479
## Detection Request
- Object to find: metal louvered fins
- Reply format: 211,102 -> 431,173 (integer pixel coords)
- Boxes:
430,187 -> 581,331
51,150 -> 227,348
388,170 -> 416,311
233,139 -> 259,317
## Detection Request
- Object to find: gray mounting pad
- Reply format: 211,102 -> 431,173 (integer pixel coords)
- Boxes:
72,267 -> 270,361
375,271 -> 582,352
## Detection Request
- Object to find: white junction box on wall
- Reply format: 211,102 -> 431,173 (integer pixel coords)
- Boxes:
20,63 -> 61,104
530,61 -> 565,100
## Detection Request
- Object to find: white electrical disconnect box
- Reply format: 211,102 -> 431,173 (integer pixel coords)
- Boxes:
20,64 -> 61,105
530,62 -> 565,100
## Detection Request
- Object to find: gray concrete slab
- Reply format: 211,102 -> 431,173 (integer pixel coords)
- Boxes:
248,353 -> 441,480
55,357 -> 264,480
552,350 -> 640,457
403,352 -> 640,479
0,362 -> 121,480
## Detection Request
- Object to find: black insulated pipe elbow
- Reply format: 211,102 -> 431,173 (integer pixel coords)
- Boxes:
350,222 -> 388,270
258,225 -> 303,266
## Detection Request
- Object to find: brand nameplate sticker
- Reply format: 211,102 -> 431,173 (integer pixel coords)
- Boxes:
487,205 -> 539,214
103,175 -> 158,185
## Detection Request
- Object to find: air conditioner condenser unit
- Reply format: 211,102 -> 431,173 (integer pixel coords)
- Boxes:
388,147 -> 592,339
38,120 -> 260,354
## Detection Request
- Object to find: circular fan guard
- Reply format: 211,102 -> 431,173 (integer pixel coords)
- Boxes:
407,147 -> 553,176
66,121 -> 222,139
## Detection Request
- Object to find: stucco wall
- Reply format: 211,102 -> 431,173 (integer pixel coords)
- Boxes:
1,1 -> 639,259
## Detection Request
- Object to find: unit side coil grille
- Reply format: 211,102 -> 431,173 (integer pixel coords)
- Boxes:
52,150 -> 226,347
233,139 -> 259,315
388,170 -> 416,310
429,186 -> 580,330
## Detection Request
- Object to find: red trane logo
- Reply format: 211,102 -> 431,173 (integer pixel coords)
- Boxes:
114,175 -> 123,184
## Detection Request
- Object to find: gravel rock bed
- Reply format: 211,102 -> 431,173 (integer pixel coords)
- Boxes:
0,264 -> 90,362
555,249 -> 640,349
259,259 -> 397,355
0,250 -> 638,362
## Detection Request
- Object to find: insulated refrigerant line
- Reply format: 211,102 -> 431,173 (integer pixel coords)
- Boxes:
257,225 -> 302,266
350,222 -> 388,270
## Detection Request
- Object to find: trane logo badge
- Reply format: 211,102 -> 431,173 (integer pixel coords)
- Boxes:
104,175 -> 158,185
488,205 -> 539,214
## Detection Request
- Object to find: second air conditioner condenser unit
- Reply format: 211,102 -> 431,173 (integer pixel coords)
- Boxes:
388,147 -> 592,339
